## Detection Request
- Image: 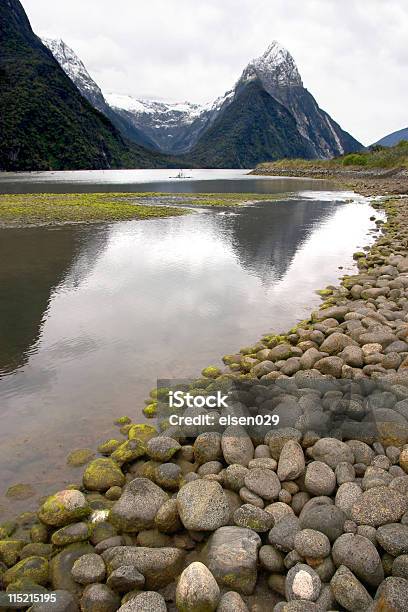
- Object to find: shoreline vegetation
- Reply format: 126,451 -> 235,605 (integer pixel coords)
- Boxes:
251,141 -> 408,197
1,163 -> 408,609
0,192 -> 286,227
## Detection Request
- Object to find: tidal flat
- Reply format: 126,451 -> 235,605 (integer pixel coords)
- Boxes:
0,192 -> 285,227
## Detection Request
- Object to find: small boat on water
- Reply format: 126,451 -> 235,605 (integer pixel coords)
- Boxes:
169,169 -> 192,179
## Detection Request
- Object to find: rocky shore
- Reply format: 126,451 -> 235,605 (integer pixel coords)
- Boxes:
2,189 -> 408,611
251,164 -> 408,197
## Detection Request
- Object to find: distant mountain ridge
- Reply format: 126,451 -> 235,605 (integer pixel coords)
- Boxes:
3,1 -> 362,171
374,127 -> 408,147
46,38 -> 362,167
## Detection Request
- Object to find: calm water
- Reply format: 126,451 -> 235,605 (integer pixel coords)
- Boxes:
0,170 -> 379,517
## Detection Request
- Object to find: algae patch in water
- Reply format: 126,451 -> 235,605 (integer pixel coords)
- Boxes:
0,193 -> 187,226
0,192 -> 285,227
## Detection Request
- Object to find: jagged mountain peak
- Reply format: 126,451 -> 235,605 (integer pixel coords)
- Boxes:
242,40 -> 303,88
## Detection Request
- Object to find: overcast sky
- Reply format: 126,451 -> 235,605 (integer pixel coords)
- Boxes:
22,0 -> 407,145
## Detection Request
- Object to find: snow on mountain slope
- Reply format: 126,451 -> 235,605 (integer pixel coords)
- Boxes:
236,41 -> 361,157
42,38 -> 106,112
241,41 -> 303,87
44,37 -> 361,159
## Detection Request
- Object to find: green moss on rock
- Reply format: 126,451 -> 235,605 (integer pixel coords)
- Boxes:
0,521 -> 16,539
143,403 -> 158,418
97,439 -> 121,455
110,439 -> 146,464
128,424 -> 158,444
67,448 -> 95,467
83,458 -> 125,492
0,540 -> 25,567
3,556 -> 49,587
201,366 -> 222,379
38,490 -> 91,527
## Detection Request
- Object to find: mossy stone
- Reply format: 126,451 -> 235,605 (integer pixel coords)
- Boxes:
114,416 -> 131,426
143,403 -> 158,418
38,490 -> 91,527
120,424 -> 132,436
202,365 -> 222,379
0,540 -> 25,567
141,460 -> 161,481
20,543 -> 53,560
0,521 -> 16,539
67,448 -> 96,467
6,483 -> 35,500
3,556 -> 49,587
136,528 -> 173,548
5,577 -> 48,594
105,486 -> 122,501
86,492 -> 110,511
89,522 -> 117,546
83,458 -> 125,492
51,522 -> 91,546
128,424 -> 158,444
97,439 -> 121,455
110,439 -> 146,464
18,512 -> 37,526
30,523 -> 49,544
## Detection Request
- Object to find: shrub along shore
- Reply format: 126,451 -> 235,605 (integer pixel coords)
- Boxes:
2,177 -> 408,610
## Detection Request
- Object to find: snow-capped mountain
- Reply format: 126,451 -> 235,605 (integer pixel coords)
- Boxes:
105,92 -> 233,154
107,41 -> 360,158
241,42 -> 303,88
44,37 -> 362,163
235,42 -> 358,158
42,38 -> 157,150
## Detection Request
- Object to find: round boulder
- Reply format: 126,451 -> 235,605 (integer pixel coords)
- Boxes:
176,561 -> 220,612
294,529 -> 330,559
311,438 -> 354,468
376,523 -> 408,556
304,461 -> 336,496
71,554 -> 106,585
350,485 -> 408,526
109,478 -> 168,532
38,490 -> 90,527
244,468 -> 281,501
332,533 -> 384,587
177,480 -> 229,531
285,563 -> 321,602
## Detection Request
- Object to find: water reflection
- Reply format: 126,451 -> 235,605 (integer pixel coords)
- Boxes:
0,188 -> 377,518
222,200 -> 334,284
0,225 -> 108,375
